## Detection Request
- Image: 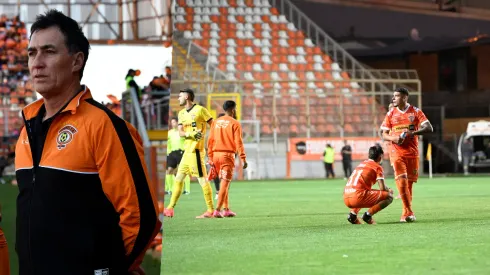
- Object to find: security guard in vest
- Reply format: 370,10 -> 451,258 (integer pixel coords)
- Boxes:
323,144 -> 335,178
126,69 -> 142,101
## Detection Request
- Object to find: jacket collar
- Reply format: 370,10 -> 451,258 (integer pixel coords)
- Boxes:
22,85 -> 92,120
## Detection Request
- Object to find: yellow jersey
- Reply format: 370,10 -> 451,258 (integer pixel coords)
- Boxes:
178,104 -> 212,152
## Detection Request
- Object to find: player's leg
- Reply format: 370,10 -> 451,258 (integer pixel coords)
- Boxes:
390,155 -> 401,199
406,158 -> 419,222
362,190 -> 394,224
324,162 -> 329,178
0,229 -> 10,275
342,161 -> 348,179
347,161 -> 352,177
213,153 -> 236,217
222,153 -> 237,217
194,149 -> 215,218
165,153 -> 177,194
343,194 -> 363,224
393,157 -> 414,222
183,175 -> 190,194
328,163 -> 335,178
164,153 -> 191,217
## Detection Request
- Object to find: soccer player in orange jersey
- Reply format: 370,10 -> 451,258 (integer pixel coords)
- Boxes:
207,100 -> 247,218
343,145 -> 393,225
380,87 -> 433,223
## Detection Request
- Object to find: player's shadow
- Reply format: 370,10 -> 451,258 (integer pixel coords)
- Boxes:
257,212 -> 346,218
379,216 -> 490,224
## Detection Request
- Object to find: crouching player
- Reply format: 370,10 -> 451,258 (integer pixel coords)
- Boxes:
343,146 -> 394,224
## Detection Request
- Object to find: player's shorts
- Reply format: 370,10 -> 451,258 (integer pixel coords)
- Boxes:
393,156 -> 419,182
212,151 -> 236,182
0,228 -> 10,275
167,149 -> 184,169
177,149 -> 207,178
343,189 -> 391,208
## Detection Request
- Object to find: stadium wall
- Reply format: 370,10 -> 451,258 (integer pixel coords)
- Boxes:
248,140 -> 394,180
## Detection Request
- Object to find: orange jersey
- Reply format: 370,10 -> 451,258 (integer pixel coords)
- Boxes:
207,115 -> 246,162
380,104 -> 429,158
344,159 -> 384,192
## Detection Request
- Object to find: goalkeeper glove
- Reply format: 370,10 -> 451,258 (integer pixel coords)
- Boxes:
185,131 -> 202,140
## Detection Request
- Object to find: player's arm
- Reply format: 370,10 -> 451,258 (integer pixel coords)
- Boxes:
94,118 -> 161,272
413,121 -> 433,135
382,129 -> 402,143
380,112 -> 404,144
200,107 -> 213,127
376,167 -> 392,196
408,109 -> 433,136
234,123 -> 247,168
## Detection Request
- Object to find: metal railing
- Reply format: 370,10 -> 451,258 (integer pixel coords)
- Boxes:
271,0 -> 411,93
171,78 -> 422,150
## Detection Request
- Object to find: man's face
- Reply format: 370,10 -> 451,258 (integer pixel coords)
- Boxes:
171,119 -> 178,129
28,26 -> 81,96
178,92 -> 187,106
392,92 -> 407,107
231,108 -> 237,119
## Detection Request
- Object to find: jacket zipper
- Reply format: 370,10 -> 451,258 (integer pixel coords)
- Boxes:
22,111 -> 36,275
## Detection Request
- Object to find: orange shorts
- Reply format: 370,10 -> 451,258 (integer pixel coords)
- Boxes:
0,228 -> 10,275
344,189 -> 391,208
212,152 -> 235,182
393,156 -> 419,182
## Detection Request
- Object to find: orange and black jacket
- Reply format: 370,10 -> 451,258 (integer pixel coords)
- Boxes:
15,86 -> 161,275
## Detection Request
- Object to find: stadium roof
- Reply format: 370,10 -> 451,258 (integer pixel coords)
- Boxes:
347,35 -> 490,57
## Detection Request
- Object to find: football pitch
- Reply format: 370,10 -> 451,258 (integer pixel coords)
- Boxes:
161,177 -> 490,275
0,180 -> 161,275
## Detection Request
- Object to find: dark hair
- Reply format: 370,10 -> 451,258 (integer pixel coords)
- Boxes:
368,145 -> 384,160
30,9 -> 90,80
170,117 -> 178,122
223,100 -> 236,112
395,87 -> 409,96
180,88 -> 194,101
217,113 -> 225,118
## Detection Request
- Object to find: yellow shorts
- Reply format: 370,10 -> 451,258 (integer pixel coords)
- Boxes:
177,149 -> 207,178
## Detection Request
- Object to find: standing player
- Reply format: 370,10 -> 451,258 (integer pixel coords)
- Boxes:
207,101 -> 247,218
380,87 -> 433,222
166,117 -> 191,195
164,88 -> 215,218
343,145 -> 393,224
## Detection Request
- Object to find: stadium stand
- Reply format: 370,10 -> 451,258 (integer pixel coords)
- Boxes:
173,0 -> 387,137
0,14 -> 32,139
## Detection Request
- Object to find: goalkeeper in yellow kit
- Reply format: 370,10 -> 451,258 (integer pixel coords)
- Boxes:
165,117 -> 191,195
164,88 -> 215,218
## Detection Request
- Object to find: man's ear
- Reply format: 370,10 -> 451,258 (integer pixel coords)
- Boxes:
72,52 -> 85,74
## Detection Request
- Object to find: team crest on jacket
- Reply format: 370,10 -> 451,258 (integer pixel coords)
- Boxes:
57,125 -> 78,150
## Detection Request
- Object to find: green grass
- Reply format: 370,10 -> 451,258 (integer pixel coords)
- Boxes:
161,177 -> 490,275
0,180 -> 161,275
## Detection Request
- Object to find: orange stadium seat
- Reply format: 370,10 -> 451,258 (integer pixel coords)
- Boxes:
175,0 -> 382,137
